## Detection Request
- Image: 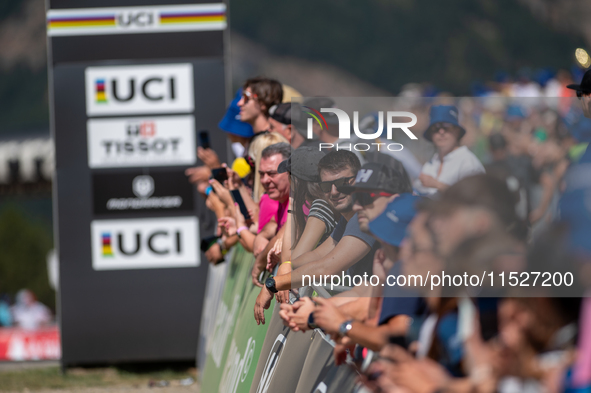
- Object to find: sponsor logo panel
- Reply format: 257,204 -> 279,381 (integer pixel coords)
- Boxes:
91,216 -> 200,270
85,63 -> 194,116
93,171 -> 194,215
87,115 -> 195,168
47,3 -> 227,36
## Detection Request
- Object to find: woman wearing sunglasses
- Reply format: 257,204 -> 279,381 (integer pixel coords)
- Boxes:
415,105 -> 485,196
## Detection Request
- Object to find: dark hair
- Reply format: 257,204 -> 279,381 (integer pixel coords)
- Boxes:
261,142 -> 291,161
436,174 -> 527,241
243,77 -> 283,116
317,150 -> 361,176
291,178 -> 336,246
488,133 -> 507,151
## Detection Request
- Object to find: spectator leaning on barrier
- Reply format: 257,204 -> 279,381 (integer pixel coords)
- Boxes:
272,146 -> 336,303
254,150 -> 364,324
415,105 -> 485,195
311,193 -> 421,353
238,77 -> 283,134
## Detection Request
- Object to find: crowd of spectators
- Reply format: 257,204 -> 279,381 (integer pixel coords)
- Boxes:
188,67 -> 591,392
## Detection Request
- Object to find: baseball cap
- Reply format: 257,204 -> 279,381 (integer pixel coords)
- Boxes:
277,146 -> 326,182
302,97 -> 339,125
337,162 -> 412,195
567,68 -> 591,94
368,193 -> 421,246
423,105 -> 466,142
218,88 -> 254,138
269,102 -> 306,130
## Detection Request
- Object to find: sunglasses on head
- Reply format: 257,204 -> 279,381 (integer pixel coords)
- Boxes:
352,191 -> 394,207
318,176 -> 355,193
242,90 -> 258,103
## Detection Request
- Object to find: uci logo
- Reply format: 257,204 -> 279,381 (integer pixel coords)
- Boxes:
96,76 -> 176,104
86,64 -> 194,116
306,107 -> 418,152
117,11 -> 155,27
103,229 -> 182,257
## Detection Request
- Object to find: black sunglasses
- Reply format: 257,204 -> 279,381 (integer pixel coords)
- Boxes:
352,191 -> 394,207
576,90 -> 591,99
318,176 -> 355,193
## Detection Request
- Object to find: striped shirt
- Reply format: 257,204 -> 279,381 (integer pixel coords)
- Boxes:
308,199 -> 337,235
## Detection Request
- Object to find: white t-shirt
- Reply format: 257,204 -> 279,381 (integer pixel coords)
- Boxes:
11,303 -> 51,330
415,146 -> 485,195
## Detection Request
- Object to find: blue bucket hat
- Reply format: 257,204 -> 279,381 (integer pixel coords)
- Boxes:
423,105 -> 466,142
218,88 -> 254,138
368,193 -> 421,247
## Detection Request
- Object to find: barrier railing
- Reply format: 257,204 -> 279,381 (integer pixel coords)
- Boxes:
200,245 -> 359,393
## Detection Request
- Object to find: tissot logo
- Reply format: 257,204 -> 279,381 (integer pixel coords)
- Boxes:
306,108 -> 418,152
87,116 -> 196,168
91,217 -> 199,270
85,64 -> 194,116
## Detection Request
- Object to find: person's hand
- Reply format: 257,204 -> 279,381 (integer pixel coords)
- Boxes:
274,261 -> 292,304
419,173 -> 441,189
205,243 -> 224,265
279,303 -> 294,327
209,179 -> 234,208
333,342 -> 354,366
254,286 -> 273,325
286,297 -> 316,332
251,263 -> 264,288
222,163 -> 243,190
313,297 -> 348,336
372,248 -> 394,285
218,216 -> 238,237
266,238 -> 283,271
253,236 -> 269,257
197,147 -> 221,169
205,192 -> 225,218
185,166 -> 211,184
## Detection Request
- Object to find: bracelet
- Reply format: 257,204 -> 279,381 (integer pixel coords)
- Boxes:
237,226 -> 249,237
281,261 -> 292,266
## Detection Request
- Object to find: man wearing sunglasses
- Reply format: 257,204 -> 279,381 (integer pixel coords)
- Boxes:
338,161 -> 413,235
255,151 -> 376,324
237,77 -> 283,135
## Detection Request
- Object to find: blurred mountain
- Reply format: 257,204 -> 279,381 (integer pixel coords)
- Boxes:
0,0 -> 590,131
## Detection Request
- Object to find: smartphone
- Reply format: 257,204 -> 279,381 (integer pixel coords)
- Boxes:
477,297 -> 499,341
200,235 -> 219,253
198,130 -> 211,149
211,167 -> 229,183
231,189 -> 251,221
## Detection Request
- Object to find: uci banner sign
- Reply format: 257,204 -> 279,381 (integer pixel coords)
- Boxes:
47,3 -> 227,36
48,0 -> 227,366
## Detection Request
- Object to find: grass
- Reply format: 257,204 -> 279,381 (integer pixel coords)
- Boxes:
0,364 -> 196,392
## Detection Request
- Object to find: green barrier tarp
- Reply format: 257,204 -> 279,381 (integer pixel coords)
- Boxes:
200,245 -> 256,392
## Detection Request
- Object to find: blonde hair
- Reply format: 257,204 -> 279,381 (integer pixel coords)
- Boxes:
248,132 -> 289,202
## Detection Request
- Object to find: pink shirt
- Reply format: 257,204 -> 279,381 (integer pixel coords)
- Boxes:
258,194 -> 289,233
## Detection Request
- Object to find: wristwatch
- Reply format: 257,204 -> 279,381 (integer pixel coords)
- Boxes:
339,319 -> 354,337
308,312 -> 318,330
265,277 -> 278,294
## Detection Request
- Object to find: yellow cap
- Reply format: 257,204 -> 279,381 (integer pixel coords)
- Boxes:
232,157 -> 251,178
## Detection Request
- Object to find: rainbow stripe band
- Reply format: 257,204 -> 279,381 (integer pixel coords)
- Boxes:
46,4 -> 227,36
